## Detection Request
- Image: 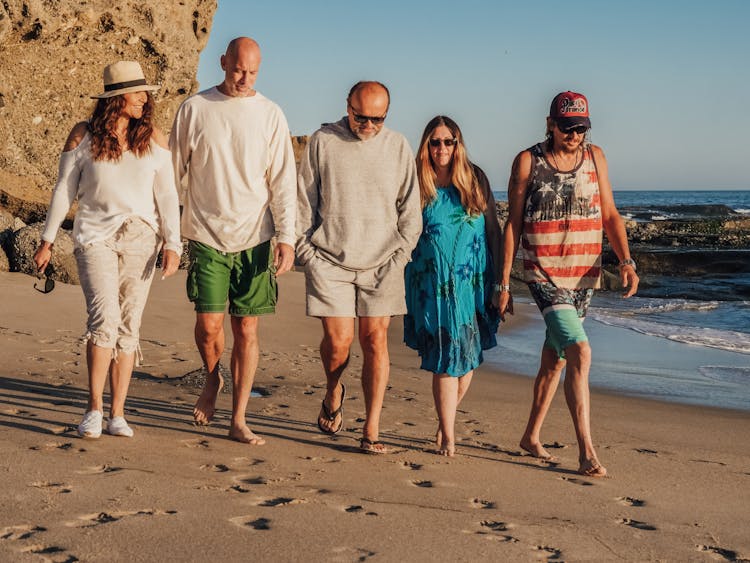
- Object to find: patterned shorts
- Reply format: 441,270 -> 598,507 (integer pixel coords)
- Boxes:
528,282 -> 594,358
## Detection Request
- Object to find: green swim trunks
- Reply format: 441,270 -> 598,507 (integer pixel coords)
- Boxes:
528,281 -> 592,358
187,240 -> 277,316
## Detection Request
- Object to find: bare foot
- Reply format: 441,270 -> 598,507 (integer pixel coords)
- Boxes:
229,424 -> 266,445
193,368 -> 224,425
579,458 -> 607,477
519,439 -> 556,461
435,426 -> 442,447
434,442 -> 455,457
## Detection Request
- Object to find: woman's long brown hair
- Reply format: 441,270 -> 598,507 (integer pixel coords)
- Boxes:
89,93 -> 154,161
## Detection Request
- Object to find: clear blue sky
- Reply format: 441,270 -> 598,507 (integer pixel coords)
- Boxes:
197,0 -> 749,191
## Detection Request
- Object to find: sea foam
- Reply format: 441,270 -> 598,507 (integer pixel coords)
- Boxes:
589,310 -> 750,355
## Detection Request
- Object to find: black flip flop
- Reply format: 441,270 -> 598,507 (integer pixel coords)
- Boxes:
317,383 -> 345,435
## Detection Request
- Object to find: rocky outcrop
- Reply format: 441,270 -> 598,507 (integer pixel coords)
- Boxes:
0,0 -> 216,279
0,0 -> 216,210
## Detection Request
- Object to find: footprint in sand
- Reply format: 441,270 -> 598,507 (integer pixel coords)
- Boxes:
635,448 -> 658,455
230,516 -> 271,530
472,520 -> 519,543
343,505 -> 378,516
471,524 -> 519,543
0,524 -> 47,541
561,477 -> 593,486
697,545 -> 742,561
399,461 -> 423,471
75,464 -> 122,475
29,441 -> 75,452
299,455 -> 342,464
67,509 -> 177,528
619,518 -> 657,531
19,544 -> 77,561
199,464 -> 230,472
30,481 -> 72,494
616,496 -> 645,507
257,497 -> 306,507
182,439 -> 210,448
470,498 -> 497,510
535,545 -> 563,560
410,480 -> 433,488
229,484 -> 251,493
237,476 -> 268,485
331,547 -> 376,561
480,520 -> 513,532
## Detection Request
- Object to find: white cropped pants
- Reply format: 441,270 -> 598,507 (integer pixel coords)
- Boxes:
75,218 -> 160,358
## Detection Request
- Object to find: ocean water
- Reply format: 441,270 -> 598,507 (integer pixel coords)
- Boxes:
486,299 -> 750,412
613,189 -> 750,219
488,190 -> 750,411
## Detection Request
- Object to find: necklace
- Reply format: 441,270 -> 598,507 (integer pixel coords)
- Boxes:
550,146 -> 581,173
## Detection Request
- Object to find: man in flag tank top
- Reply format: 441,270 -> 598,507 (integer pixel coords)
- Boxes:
498,91 -> 639,477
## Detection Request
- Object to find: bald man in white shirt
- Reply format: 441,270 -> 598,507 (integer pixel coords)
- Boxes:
170,37 -> 296,445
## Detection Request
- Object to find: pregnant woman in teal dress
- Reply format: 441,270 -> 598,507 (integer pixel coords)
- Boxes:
404,116 -> 502,456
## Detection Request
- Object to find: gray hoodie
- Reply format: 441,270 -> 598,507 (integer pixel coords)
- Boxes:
296,118 -> 422,271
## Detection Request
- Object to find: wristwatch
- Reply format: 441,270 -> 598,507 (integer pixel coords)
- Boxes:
618,258 -> 637,270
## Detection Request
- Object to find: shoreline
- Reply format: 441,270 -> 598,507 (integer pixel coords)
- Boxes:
2,270 -> 749,561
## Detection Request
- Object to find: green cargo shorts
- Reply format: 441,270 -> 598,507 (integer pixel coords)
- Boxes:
186,240 -> 277,316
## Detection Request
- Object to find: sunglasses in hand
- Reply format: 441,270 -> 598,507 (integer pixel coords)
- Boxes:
34,268 -> 55,294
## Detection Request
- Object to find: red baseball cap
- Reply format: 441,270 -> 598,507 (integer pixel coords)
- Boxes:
550,91 -> 591,131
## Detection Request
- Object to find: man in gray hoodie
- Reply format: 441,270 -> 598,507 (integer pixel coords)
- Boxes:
297,81 -> 422,454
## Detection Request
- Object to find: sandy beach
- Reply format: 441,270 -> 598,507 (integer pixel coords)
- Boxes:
1,270 -> 749,562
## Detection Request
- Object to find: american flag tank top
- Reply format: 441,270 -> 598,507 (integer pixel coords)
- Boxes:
521,142 -> 602,289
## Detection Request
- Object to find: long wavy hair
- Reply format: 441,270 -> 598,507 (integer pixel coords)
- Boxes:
89,93 -> 154,161
416,115 -> 485,215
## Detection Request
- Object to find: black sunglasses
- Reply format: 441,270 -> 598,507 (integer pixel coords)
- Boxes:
429,138 -> 458,147
349,104 -> 386,124
560,125 -> 589,135
34,275 -> 55,294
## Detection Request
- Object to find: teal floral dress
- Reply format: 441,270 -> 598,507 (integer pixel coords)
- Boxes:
404,186 -> 500,376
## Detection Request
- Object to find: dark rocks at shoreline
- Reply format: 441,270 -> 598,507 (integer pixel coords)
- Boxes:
620,204 -> 741,221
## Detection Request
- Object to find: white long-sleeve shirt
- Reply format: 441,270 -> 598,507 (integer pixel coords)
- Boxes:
169,87 -> 297,253
41,132 -> 182,252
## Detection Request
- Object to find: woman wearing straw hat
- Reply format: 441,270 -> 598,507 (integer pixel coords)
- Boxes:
33,61 -> 182,439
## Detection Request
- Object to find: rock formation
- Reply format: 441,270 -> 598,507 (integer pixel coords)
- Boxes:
0,0 -> 216,216
0,0 -> 216,279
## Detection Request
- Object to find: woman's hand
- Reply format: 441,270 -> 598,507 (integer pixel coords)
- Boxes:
161,249 -> 180,279
498,289 -> 514,322
33,241 -> 53,274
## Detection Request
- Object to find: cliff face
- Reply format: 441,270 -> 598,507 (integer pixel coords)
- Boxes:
0,0 -> 217,215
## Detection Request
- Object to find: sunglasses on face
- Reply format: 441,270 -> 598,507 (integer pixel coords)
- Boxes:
429,138 -> 458,147
560,125 -> 589,135
349,105 -> 386,125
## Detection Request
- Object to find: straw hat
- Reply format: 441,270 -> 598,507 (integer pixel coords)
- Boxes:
91,61 -> 160,99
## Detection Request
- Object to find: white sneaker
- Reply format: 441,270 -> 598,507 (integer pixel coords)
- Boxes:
78,410 -> 103,438
107,416 -> 134,438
